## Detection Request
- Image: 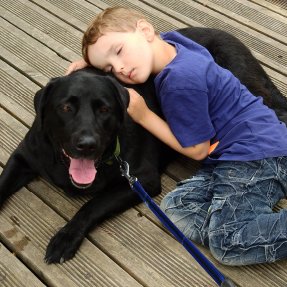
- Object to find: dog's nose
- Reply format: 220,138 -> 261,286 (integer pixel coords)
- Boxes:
76,136 -> 97,152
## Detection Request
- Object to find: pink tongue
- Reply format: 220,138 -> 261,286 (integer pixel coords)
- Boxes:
69,158 -> 97,185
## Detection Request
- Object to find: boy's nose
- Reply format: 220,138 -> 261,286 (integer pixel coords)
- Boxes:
113,62 -> 124,74
114,66 -> 124,74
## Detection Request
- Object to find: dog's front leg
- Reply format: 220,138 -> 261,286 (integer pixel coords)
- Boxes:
44,184 -> 148,264
0,151 -> 37,207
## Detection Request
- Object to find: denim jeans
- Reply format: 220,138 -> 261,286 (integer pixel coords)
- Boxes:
160,157 -> 287,266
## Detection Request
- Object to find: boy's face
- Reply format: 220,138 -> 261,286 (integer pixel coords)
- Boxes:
87,27 -> 155,84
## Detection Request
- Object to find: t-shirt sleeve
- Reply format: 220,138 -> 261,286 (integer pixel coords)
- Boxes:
161,88 -> 216,147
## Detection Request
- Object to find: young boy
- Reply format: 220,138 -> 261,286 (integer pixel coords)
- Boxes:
67,7 -> 287,266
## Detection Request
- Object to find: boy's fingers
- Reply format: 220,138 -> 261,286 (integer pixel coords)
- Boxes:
65,64 -> 76,75
64,68 -> 72,76
65,60 -> 88,75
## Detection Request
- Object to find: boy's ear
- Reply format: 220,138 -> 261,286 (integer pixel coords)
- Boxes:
136,19 -> 155,42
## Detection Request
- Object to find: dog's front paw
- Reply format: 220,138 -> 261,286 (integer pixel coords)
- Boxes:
45,227 -> 85,264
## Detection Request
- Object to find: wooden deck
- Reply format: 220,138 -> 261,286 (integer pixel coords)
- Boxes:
0,0 -> 287,286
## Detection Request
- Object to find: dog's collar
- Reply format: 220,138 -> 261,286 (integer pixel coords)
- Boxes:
102,137 -> 121,165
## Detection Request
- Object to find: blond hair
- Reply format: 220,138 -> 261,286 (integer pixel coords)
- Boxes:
82,7 -> 155,64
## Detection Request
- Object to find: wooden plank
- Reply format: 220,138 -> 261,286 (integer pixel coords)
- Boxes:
0,243 -> 46,287
31,0 -> 187,31
193,0 -> 287,43
0,1 -> 81,61
0,109 -> 27,161
0,17 -> 68,85
0,60 -> 37,126
250,0 -> 287,17
29,0 -> 102,31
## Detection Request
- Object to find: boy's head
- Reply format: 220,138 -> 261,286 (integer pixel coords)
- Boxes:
82,7 -> 160,84
82,7 -> 152,61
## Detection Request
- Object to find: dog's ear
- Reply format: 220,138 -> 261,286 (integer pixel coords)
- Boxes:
34,77 -> 60,130
108,77 -> 130,111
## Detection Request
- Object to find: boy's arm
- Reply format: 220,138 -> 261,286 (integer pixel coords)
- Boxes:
127,89 -> 211,161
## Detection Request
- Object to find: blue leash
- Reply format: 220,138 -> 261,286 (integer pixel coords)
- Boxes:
117,157 -> 237,287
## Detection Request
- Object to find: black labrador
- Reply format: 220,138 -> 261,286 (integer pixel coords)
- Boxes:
0,28 -> 286,264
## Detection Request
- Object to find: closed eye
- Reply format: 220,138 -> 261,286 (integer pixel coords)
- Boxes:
117,47 -> 122,55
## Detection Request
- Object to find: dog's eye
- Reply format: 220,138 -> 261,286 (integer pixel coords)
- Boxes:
99,106 -> 110,113
62,104 -> 72,113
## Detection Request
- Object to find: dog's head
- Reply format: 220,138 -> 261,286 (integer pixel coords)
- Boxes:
34,68 -> 129,189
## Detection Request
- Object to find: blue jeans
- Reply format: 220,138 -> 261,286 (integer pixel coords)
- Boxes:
160,157 -> 287,266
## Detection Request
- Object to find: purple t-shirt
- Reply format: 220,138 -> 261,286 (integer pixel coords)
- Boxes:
155,31 -> 287,163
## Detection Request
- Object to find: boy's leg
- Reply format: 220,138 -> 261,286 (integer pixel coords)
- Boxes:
208,157 -> 287,266
160,164 -> 215,246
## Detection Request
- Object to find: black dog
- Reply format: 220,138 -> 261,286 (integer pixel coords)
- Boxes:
0,28 -> 285,264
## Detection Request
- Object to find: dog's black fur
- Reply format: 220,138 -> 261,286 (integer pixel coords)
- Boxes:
0,28 -> 286,264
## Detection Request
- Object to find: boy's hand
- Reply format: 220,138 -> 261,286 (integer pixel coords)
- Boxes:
126,88 -> 150,124
65,59 -> 89,75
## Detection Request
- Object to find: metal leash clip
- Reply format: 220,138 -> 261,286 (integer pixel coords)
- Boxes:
116,156 -> 137,186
